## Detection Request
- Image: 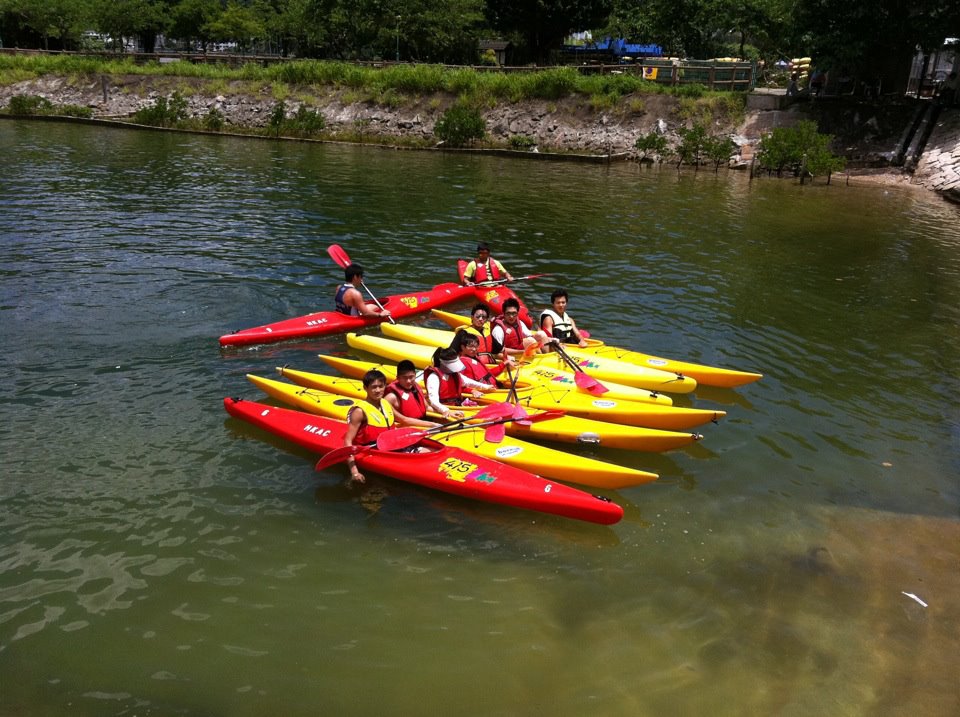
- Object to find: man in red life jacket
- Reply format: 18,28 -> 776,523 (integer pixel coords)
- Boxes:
463,243 -> 514,285
539,288 -> 589,348
343,369 -> 394,484
384,360 -> 438,428
423,347 -> 494,421
449,303 -> 503,359
491,298 -> 549,357
334,264 -> 391,319
456,333 -> 515,388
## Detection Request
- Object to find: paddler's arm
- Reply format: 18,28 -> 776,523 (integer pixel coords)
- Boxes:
343,407 -> 366,484
384,393 -> 438,428
424,373 -> 465,421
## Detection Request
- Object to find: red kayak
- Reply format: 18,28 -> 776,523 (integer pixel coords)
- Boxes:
457,260 -> 533,327
220,283 -> 474,347
223,397 -> 623,525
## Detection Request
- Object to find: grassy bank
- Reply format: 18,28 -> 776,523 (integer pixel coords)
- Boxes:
0,54 -> 744,110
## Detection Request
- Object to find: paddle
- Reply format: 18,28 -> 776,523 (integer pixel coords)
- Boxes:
472,273 -> 552,288
376,407 -> 564,452
503,360 -> 531,425
327,243 -> 395,324
550,341 -> 609,395
314,404 -> 510,472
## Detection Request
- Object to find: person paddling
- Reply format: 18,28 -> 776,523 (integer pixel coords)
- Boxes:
456,333 -> 515,388
539,288 -> 589,348
423,347 -> 494,421
335,264 -> 391,319
343,369 -> 394,484
384,360 -> 439,429
463,242 -> 514,285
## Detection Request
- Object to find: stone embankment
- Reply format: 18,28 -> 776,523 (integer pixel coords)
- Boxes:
913,109 -> 960,202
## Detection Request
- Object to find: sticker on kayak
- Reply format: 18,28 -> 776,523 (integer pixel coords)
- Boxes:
495,445 -> 523,458
305,317 -> 329,327
333,398 -> 354,406
400,296 -> 420,309
591,400 -> 617,408
647,359 -> 668,367
438,457 -> 496,485
482,290 -> 501,303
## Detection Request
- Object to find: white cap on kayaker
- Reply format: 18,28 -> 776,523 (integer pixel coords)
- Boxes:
441,358 -> 466,373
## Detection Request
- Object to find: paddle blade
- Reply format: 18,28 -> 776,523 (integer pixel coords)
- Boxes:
376,427 -> 426,451
484,422 -> 507,443
327,244 -> 351,268
315,445 -> 358,471
573,370 -> 609,395
475,402 -> 516,421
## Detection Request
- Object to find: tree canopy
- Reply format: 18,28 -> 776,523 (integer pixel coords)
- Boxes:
0,0 -> 955,92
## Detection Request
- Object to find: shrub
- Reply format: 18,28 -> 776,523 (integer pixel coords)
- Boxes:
757,120 -> 844,180
132,91 -> 188,127
635,131 -> 669,161
289,105 -> 325,135
204,107 -> 225,131
434,102 -> 485,146
509,135 -> 536,150
8,94 -> 53,115
704,135 -> 736,171
58,104 -> 93,118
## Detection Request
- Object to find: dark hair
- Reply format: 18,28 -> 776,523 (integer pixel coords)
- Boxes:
476,242 -> 490,253
344,264 -> 364,281
432,347 -> 459,367
502,297 -> 520,313
362,369 -> 386,387
550,288 -> 569,303
396,360 -> 416,375
470,302 -> 489,318
459,333 -> 480,347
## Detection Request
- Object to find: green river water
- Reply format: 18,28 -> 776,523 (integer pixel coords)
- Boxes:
1,119 -> 959,716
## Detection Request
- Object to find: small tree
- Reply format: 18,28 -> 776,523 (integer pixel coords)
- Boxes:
434,102 -> 485,147
268,100 -> 286,137
704,135 -> 736,172
635,131 -> 669,162
757,120 -> 844,182
676,123 -> 708,169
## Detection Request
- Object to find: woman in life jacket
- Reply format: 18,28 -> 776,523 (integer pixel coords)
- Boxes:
456,333 -> 515,388
423,347 -> 494,421
539,288 -> 589,348
343,369 -> 395,483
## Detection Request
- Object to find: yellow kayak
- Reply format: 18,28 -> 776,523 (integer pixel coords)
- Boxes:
277,365 -> 703,452
381,321 -> 696,394
318,354 -> 726,431
246,374 -> 658,490
346,332 -> 674,405
431,308 -> 763,389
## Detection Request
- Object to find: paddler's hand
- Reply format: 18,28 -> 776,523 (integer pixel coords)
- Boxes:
349,469 -> 366,485
379,309 -> 391,318
444,410 -> 465,421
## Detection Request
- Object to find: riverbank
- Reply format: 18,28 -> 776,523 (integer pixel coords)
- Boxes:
2,72 -> 958,200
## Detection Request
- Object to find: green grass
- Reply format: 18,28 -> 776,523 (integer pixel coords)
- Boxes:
0,54 -> 745,107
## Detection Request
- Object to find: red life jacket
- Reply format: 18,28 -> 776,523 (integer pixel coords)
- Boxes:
473,258 -> 501,282
385,381 -> 428,419
347,400 -> 395,444
455,325 -> 499,356
459,355 -> 497,387
423,366 -> 464,404
491,317 -> 524,350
